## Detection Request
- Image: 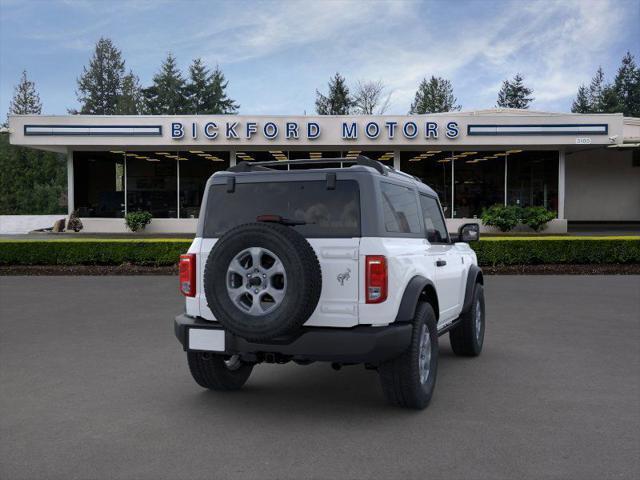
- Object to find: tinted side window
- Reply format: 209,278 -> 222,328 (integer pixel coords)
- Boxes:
380,182 -> 421,234
419,195 -> 449,243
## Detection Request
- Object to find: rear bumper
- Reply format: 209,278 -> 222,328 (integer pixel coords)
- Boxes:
174,314 -> 411,364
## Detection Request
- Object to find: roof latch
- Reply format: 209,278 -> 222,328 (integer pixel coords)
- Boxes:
226,176 -> 236,193
326,173 -> 336,190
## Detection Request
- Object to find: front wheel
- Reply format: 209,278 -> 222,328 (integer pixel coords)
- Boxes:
378,302 -> 439,409
449,283 -> 485,356
187,352 -> 253,391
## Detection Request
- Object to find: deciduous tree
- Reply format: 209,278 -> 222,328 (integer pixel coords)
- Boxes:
353,80 -> 391,114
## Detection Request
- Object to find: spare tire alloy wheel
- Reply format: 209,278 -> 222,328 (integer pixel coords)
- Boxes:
205,223 -> 322,342
227,247 -> 287,316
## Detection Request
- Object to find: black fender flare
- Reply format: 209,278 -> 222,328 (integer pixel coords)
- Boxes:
461,264 -> 484,314
394,276 -> 439,323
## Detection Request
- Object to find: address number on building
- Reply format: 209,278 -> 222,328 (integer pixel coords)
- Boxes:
576,137 -> 592,144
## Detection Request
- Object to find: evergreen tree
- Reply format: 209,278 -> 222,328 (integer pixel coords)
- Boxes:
9,70 -> 42,116
75,37 -> 126,114
613,51 -> 640,117
496,73 -> 534,109
143,53 -> 188,114
1,71 -> 66,214
315,73 -> 353,115
409,76 -> 460,114
186,58 -> 209,114
587,66 -> 607,112
571,85 -> 591,113
207,65 -> 239,114
116,71 -> 144,115
185,59 -> 239,114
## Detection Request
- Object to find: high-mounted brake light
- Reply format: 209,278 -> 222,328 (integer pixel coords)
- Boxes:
365,255 -> 387,304
179,254 -> 196,297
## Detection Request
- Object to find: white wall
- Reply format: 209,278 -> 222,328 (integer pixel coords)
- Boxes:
0,215 -> 66,234
565,149 -> 640,221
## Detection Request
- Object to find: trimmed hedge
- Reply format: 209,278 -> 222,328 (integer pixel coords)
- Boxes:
0,239 -> 192,266
473,237 -> 640,266
0,237 -> 639,267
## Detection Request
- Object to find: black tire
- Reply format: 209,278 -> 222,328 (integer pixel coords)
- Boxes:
187,352 -> 253,391
450,283 -> 485,356
378,302 -> 439,409
204,222 -> 322,342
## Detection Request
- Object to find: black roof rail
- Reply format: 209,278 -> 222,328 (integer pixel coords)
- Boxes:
227,155 -> 388,175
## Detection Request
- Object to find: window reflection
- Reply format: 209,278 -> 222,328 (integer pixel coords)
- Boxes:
73,151 -> 125,218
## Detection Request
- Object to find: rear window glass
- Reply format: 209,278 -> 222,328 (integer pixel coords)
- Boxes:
380,182 -> 421,234
204,180 -> 360,237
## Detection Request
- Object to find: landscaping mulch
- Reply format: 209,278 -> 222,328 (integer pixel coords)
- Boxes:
1,263 -> 639,276
0,264 -> 178,276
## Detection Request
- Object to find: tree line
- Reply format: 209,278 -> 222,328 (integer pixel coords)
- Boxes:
1,37 -> 638,216
314,53 -> 638,116
71,37 -> 239,115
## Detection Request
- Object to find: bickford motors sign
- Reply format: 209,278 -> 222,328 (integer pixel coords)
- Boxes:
170,119 -> 461,141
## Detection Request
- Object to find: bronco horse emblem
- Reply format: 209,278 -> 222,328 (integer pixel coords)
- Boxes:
337,268 -> 351,286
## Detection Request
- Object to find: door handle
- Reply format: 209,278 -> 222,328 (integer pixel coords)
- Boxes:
436,260 -> 447,267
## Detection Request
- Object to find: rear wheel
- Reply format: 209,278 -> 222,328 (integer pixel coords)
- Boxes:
378,302 -> 438,409
449,283 -> 485,356
187,352 -> 253,391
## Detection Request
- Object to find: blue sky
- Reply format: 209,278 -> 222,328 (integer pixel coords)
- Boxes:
1,0 -> 638,117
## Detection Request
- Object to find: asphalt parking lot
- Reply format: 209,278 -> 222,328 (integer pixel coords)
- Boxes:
1,275 -> 639,480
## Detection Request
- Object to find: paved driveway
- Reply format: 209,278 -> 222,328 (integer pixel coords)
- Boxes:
1,276 -> 638,480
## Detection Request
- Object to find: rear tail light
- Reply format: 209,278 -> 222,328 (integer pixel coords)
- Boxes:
179,254 -> 196,297
365,255 -> 387,303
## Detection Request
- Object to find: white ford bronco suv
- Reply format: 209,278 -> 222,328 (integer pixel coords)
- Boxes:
174,156 -> 485,409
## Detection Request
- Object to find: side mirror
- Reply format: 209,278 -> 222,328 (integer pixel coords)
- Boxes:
458,223 -> 480,242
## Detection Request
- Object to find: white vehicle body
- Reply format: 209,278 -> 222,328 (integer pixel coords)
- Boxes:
183,168 -> 478,332
175,157 -> 485,409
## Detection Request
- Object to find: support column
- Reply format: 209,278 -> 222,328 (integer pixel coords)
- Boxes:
504,154 -> 508,206
393,150 -> 400,171
176,158 -> 180,219
229,150 -> 236,167
66,149 -> 74,216
558,149 -> 566,219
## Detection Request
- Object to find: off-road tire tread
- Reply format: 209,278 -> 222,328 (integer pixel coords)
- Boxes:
379,302 -> 438,409
187,352 -> 253,391
449,283 -> 484,356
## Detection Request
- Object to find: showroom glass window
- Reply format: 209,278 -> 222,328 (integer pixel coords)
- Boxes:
507,150 -> 558,213
126,153 -> 177,218
178,151 -> 229,218
73,151 -> 125,217
452,151 -> 505,219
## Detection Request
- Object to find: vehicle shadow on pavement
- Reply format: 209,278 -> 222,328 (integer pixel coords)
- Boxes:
176,342 -> 461,421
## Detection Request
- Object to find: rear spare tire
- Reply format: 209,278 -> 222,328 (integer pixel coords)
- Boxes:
204,222 -> 322,342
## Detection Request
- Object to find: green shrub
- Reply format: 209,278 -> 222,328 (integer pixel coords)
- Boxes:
521,206 -> 556,232
0,238 -> 638,267
125,211 -> 153,232
481,205 -> 520,232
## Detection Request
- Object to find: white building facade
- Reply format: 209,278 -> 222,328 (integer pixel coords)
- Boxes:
8,109 -> 640,233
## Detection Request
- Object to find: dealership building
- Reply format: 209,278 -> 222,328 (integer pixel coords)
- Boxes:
8,109 -> 640,233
